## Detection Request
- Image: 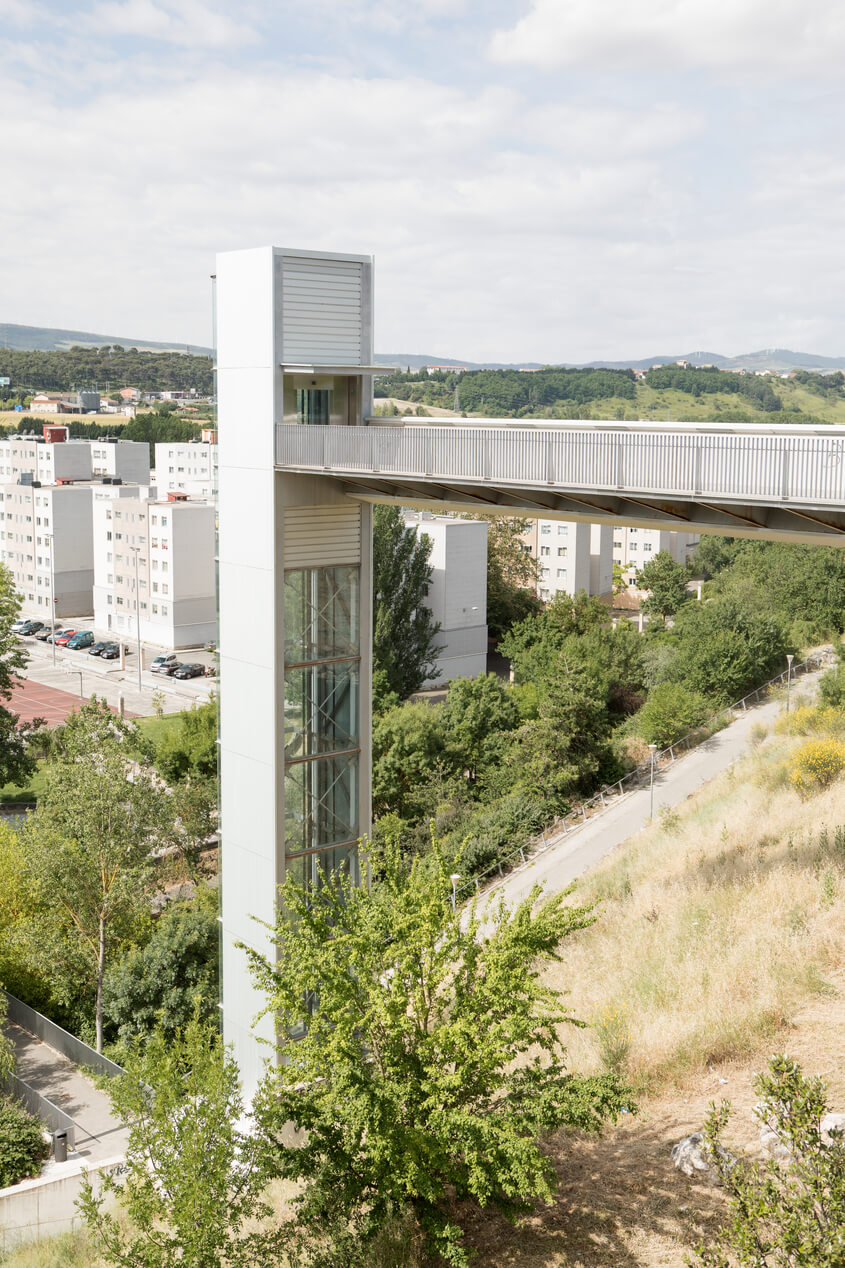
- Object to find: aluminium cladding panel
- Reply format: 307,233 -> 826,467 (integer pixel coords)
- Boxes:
283,504 -> 362,568
280,255 -> 369,366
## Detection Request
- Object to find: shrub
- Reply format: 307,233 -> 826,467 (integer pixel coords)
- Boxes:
788,737 -> 845,797
692,1055 -> 845,1267
0,1097 -> 49,1187
818,661 -> 845,709
627,681 -> 711,748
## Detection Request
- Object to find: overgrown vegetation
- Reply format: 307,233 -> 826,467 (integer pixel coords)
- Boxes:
0,1098 -> 49,1189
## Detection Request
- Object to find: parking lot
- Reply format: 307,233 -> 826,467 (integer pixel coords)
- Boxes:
15,620 -> 216,717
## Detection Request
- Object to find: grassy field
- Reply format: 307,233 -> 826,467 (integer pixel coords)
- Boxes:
0,762 -> 50,803
5,708 -> 845,1266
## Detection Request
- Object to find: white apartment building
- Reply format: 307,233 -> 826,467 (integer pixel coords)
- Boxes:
405,514 -> 488,684
523,519 -> 613,602
612,527 -> 699,581
0,482 -> 94,617
0,433 -> 150,486
154,440 -> 217,501
92,495 -> 217,650
89,438 -> 150,485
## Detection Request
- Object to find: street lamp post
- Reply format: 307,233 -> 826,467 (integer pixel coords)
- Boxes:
786,653 -> 795,713
648,743 -> 658,820
129,546 -> 142,693
450,873 -> 461,912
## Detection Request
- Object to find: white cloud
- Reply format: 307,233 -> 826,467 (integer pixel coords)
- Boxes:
86,0 -> 256,47
489,0 -> 845,74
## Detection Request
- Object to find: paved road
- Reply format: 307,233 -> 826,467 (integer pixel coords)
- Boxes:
483,668 -> 825,914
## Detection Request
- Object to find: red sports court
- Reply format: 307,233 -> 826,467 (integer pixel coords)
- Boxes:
9,678 -> 133,726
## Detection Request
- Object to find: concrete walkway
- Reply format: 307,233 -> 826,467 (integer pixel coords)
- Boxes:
5,1022 -> 128,1163
483,668 -> 826,914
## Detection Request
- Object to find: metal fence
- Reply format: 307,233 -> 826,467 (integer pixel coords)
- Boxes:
2,990 -> 123,1080
455,649 -> 835,900
3,1072 -> 76,1145
275,422 -> 845,509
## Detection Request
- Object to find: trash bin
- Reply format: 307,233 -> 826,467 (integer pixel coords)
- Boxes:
53,1129 -> 69,1162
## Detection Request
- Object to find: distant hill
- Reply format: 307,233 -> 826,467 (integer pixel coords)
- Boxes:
380,349 -> 845,373
5,322 -> 845,375
0,322 -> 212,357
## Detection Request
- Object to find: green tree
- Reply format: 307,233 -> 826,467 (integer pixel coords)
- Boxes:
22,700 -> 166,1050
245,843 -> 630,1267
635,550 -> 690,622
373,506 -> 441,699
669,595 -> 791,703
519,659 -> 616,809
691,534 -> 742,579
103,893 -> 219,1049
79,1013 -> 278,1268
372,700 -> 458,820
462,514 -> 541,638
0,561 -> 39,788
628,681 -> 710,747
154,697 -> 218,783
440,673 -> 520,784
691,1055 -> 845,1267
499,591 -> 608,685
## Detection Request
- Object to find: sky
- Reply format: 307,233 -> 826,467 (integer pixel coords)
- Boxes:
3,0 -> 845,362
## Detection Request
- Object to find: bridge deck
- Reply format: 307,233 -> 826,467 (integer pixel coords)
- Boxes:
274,419 -> 845,545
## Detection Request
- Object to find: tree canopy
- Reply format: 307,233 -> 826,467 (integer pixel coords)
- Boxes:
0,561 -> 38,789
373,506 -> 441,700
245,841 -> 630,1266
635,549 -> 691,622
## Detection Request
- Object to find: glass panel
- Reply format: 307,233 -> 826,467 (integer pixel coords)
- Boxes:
284,661 -> 359,759
285,753 -> 359,856
284,566 -> 359,663
296,388 -> 332,426
285,843 -> 360,893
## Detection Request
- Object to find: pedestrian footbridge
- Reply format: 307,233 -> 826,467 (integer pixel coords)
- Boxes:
275,419 -> 845,545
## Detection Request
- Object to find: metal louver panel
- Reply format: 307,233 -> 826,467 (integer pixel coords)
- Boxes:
283,505 -> 361,567
282,258 -> 362,364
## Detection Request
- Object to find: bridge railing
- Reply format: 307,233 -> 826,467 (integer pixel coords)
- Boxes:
275,423 -> 845,506
454,649 -> 835,902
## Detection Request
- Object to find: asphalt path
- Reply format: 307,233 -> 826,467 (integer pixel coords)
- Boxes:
481,667 -> 825,915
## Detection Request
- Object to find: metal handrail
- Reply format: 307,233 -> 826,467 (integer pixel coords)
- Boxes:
455,650 -> 835,899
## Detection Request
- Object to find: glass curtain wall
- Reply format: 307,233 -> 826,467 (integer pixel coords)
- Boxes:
283,565 -> 361,891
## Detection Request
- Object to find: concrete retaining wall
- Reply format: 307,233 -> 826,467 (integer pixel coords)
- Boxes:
0,1154 -> 124,1249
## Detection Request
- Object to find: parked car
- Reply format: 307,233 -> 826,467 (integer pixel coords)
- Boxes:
15,620 -> 44,636
151,654 -> 179,674
172,662 -> 205,680
66,631 -> 94,650
99,643 -> 121,660
54,630 -> 77,647
88,641 -> 109,656
11,618 -> 32,633
34,625 -> 54,641
46,628 -> 73,644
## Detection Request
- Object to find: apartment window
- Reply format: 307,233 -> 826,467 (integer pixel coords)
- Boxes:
162,584 -> 168,595
140,602 -> 147,611
161,560 -> 168,572
107,595 -> 112,605
107,553 -> 112,562
557,525 -> 568,535
152,582 -> 158,593
540,546 -> 550,556
161,605 -> 168,615
557,547 -> 567,557
613,540 -> 622,549
151,516 -> 157,526
116,575 -> 123,584
540,525 -> 551,535
152,604 -> 158,614
115,511 -> 121,520
152,559 -> 158,570
151,538 -> 158,548
107,574 -> 113,584
557,568 -> 567,578
106,531 -> 112,541
161,539 -> 168,549
643,543 -> 653,552
106,511 -> 112,520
